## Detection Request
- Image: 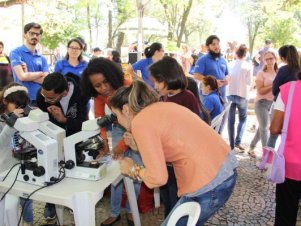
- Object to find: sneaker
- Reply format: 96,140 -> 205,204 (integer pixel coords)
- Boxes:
44,203 -> 56,220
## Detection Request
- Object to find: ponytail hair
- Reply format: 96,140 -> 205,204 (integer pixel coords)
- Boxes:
278,45 -> 300,71
144,42 -> 163,58
109,80 -> 159,114
202,76 -> 224,105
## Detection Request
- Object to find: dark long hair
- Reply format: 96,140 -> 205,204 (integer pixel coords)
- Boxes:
81,57 -> 124,98
149,56 -> 187,90
187,77 -> 211,125
278,45 -> 300,72
202,76 -> 224,105
144,42 -> 163,58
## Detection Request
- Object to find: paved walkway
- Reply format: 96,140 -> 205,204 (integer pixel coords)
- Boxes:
27,114 -> 301,226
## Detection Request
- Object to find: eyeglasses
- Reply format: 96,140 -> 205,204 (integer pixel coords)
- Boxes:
68,46 -> 82,51
40,91 -> 63,103
265,57 -> 275,61
28,31 -> 41,37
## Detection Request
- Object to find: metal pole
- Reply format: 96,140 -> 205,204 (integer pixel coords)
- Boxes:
137,0 -> 143,61
21,1 -> 25,44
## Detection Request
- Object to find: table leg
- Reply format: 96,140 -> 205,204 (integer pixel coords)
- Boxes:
123,177 -> 141,226
72,192 -> 96,226
0,192 -> 5,226
55,205 -> 64,225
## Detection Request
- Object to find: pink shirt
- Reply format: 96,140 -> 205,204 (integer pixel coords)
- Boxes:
132,102 -> 230,196
279,81 -> 301,180
255,70 -> 276,102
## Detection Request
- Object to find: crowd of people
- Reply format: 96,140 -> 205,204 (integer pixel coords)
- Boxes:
0,21 -> 301,226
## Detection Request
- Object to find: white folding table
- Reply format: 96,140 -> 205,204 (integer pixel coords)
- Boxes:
0,161 -> 141,226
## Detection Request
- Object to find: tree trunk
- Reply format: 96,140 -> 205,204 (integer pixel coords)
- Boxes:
115,32 -> 125,53
86,2 -> 92,49
176,0 -> 193,47
107,8 -> 113,48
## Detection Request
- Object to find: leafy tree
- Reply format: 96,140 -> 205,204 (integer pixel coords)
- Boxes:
159,0 -> 193,47
107,0 -> 136,49
26,0 -> 80,50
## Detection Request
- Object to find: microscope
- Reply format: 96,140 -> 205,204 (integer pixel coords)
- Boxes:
2,107 -> 65,186
63,118 -> 107,181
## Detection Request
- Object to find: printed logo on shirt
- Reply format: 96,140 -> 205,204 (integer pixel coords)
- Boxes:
67,103 -> 77,118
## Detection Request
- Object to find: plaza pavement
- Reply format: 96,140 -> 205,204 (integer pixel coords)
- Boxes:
29,96 -> 301,225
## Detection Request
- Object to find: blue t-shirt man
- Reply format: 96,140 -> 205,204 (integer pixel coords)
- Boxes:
194,54 -> 229,98
132,57 -> 154,88
10,45 -> 48,101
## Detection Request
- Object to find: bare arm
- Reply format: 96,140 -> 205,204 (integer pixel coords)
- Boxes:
12,65 -> 46,82
193,72 -> 204,82
256,79 -> 272,95
270,110 -> 284,135
126,64 -> 142,81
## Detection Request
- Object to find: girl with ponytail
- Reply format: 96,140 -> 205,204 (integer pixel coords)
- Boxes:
201,75 -> 224,119
126,42 -> 165,88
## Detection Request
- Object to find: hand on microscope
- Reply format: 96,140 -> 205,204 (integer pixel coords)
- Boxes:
112,146 -> 123,160
13,108 -> 25,117
47,105 -> 67,123
123,132 -> 138,151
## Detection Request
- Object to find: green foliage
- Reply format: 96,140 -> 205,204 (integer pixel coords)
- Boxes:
27,0 -> 81,50
40,23 -> 79,50
262,13 -> 301,48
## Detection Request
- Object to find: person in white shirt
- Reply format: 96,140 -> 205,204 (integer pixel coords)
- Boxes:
227,44 -> 252,151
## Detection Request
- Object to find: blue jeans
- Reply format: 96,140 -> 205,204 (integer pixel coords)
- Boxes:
20,198 -> 33,222
267,103 -> 278,148
250,99 -> 273,149
161,170 -> 237,226
227,95 -> 248,149
110,124 -> 143,217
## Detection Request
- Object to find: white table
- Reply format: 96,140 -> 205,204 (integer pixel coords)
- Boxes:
0,161 -> 141,226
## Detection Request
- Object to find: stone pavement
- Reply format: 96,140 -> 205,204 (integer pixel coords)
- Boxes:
27,114 -> 301,225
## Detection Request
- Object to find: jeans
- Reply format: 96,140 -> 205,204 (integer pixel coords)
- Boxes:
161,170 -> 237,226
20,198 -> 33,222
227,95 -> 248,149
160,165 -> 179,218
110,124 -> 143,217
250,99 -> 273,149
267,103 -> 279,148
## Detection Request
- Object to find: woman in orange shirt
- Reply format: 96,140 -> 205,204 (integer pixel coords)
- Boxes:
81,58 -> 142,225
109,80 -> 237,226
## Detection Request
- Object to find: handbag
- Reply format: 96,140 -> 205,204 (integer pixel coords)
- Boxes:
258,81 -> 296,184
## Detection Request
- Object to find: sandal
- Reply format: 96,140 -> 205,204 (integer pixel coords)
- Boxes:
101,215 -> 121,226
248,150 -> 256,158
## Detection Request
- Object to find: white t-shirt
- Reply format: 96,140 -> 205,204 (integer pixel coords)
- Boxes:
228,59 -> 252,98
60,82 -> 74,115
274,93 -> 285,112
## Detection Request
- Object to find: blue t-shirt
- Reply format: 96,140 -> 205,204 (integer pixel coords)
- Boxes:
10,45 -> 49,101
132,57 -> 154,88
54,59 -> 88,78
203,91 -> 224,119
194,54 -> 229,97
